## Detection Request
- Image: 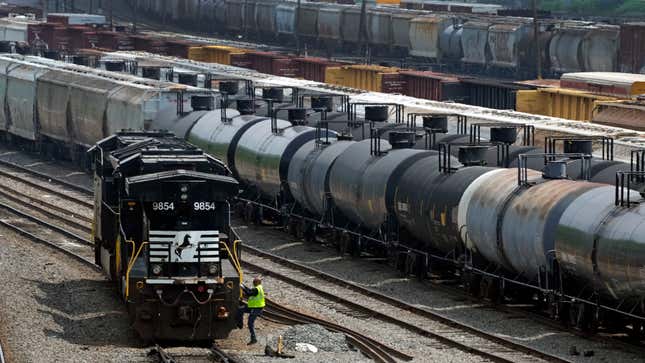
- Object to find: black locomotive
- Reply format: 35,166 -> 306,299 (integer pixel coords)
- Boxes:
90,131 -> 241,342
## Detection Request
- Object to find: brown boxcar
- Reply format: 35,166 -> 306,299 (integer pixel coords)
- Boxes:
399,70 -> 464,101
294,57 -> 344,82
619,23 -> 645,74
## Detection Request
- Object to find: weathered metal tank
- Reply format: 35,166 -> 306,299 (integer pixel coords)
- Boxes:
188,113 -> 266,176
556,186 -> 645,302
287,139 -> 353,215
487,21 -> 532,69
580,25 -> 619,72
461,21 -> 491,65
328,139 -> 391,225
439,23 -> 463,62
317,5 -> 344,42
234,119 -> 324,198
276,3 -> 297,37
549,25 -> 587,74
409,15 -> 450,59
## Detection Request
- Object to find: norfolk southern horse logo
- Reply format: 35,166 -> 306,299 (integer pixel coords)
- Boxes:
175,234 -> 192,260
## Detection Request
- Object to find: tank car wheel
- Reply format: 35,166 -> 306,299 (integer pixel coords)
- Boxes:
414,254 -> 427,280
465,272 -> 482,297
350,237 -> 362,258
629,320 -> 645,340
338,232 -> 351,256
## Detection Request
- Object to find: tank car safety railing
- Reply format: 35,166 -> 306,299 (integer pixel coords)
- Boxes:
253,85 -> 299,118
469,122 -> 535,146
545,135 -> 614,161
348,102 -> 404,124
297,92 -> 350,114
630,149 -> 645,176
438,143 -> 461,174
125,240 -> 149,300
615,171 -> 645,207
518,153 -> 592,186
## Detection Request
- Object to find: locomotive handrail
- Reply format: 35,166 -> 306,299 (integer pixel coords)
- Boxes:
220,240 -> 244,299
125,240 -> 149,300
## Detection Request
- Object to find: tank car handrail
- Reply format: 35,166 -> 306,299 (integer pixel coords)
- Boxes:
615,171 -> 645,207
545,135 -> 614,161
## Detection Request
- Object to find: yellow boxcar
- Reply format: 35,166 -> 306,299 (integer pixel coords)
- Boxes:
188,46 -> 207,62
202,45 -> 248,65
516,87 -> 617,121
325,65 -> 402,92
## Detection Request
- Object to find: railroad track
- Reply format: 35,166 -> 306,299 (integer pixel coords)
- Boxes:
0,155 -> 639,362
263,299 -> 411,363
0,159 -> 416,363
240,245 -> 569,363
0,158 -> 93,208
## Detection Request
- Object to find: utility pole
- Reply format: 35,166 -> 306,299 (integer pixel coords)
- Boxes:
42,0 -> 48,19
358,0 -> 368,63
533,0 -> 542,79
89,0 -> 93,13
296,0 -> 301,56
109,0 -> 113,29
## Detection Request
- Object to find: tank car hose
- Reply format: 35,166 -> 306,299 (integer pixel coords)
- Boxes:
155,288 -> 214,306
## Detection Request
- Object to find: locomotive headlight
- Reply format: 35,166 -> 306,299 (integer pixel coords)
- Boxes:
151,264 -> 163,275
180,185 -> 188,193
208,264 -> 219,275
180,193 -> 188,201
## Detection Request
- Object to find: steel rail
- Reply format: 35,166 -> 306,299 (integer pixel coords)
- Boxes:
241,245 -> 571,363
0,166 -> 93,208
0,209 -> 98,269
210,344 -> 240,363
149,345 -> 177,363
0,188 -> 92,233
261,302 -> 402,363
0,201 -> 92,246
0,157 -> 94,195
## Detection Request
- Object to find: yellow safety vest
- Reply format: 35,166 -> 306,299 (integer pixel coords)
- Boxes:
247,284 -> 265,308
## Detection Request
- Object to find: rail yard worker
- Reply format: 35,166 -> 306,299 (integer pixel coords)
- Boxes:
237,276 -> 265,345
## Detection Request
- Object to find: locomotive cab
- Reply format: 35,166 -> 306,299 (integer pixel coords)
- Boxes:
90,131 -> 241,342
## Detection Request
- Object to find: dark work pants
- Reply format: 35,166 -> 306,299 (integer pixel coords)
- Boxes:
237,305 -> 263,341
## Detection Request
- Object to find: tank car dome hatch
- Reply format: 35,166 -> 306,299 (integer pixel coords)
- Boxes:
177,72 -> 198,86
389,131 -> 416,149
71,54 -> 90,66
422,115 -> 449,133
458,145 -> 489,166
563,139 -> 593,157
43,50 -> 60,60
364,105 -> 389,122
542,159 -> 568,179
490,127 -> 518,144
141,65 -> 162,80
236,99 -> 255,115
287,108 -> 308,125
191,95 -> 214,111
262,87 -> 284,102
219,81 -> 240,95
104,60 -> 126,72
311,96 -> 334,112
